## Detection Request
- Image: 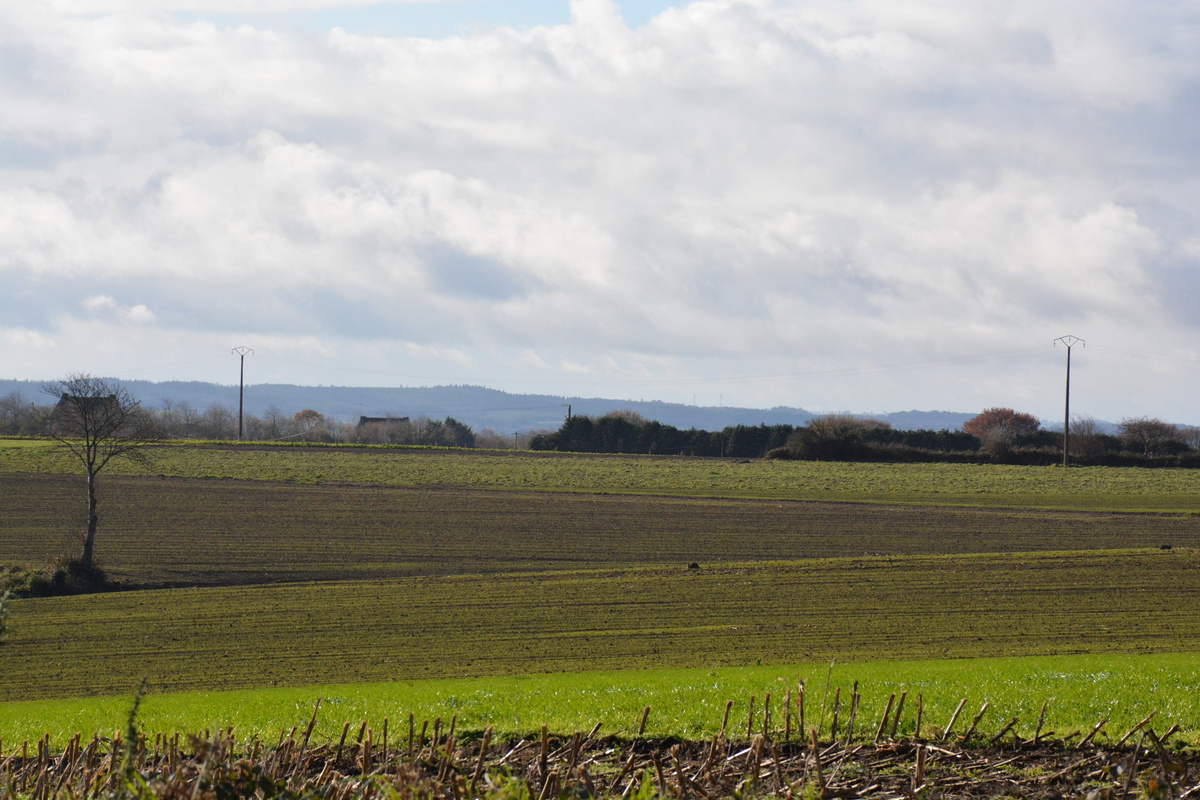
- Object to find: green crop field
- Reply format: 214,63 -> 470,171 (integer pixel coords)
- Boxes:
3,549 -> 1198,702
2,441 -> 1200,755
3,442 -> 1200,510
4,654 -> 1198,747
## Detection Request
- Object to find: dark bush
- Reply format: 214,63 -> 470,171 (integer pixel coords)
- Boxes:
0,558 -> 113,598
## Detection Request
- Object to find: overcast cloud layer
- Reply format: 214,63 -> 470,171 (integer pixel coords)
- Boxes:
3,0 -> 1199,422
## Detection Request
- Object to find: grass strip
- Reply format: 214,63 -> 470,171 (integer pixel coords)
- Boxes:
2,654 -> 1197,748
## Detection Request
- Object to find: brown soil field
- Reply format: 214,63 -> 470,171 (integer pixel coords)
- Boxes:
3,473 -> 1198,587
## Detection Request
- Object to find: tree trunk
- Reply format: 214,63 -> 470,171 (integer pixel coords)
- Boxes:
82,470 -> 98,571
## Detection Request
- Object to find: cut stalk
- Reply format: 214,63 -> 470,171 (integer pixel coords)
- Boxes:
959,702 -> 990,743
890,691 -> 907,740
720,700 -> 733,741
941,698 -> 968,742
873,694 -> 896,744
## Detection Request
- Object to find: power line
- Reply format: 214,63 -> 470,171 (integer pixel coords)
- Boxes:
252,347 -> 1050,388
1086,344 -> 1200,366
102,355 -> 229,376
75,341 -> 1200,397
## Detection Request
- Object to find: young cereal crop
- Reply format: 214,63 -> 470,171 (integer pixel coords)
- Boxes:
3,474 -> 1199,587
3,551 -> 1199,702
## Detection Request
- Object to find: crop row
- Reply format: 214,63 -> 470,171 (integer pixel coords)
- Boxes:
4,474 -> 1199,587
3,549 -> 1198,702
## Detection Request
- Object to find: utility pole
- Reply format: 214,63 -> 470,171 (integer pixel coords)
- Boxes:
232,346 -> 253,441
1053,336 -> 1084,467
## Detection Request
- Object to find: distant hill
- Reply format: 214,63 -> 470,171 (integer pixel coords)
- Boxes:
1,378 -> 976,433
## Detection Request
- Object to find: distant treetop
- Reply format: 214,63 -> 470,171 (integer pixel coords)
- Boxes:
962,408 -> 1040,437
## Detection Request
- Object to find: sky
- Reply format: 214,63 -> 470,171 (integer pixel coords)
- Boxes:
3,0 -> 1200,423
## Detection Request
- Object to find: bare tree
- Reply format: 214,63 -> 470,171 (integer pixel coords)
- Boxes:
155,398 -> 183,438
42,374 -> 160,572
1179,425 -> 1200,451
176,401 -> 199,435
1067,415 -> 1107,461
0,390 -> 46,435
197,404 -> 236,440
262,405 -> 292,441
1118,417 -> 1182,456
475,428 -> 524,449
241,413 -> 269,441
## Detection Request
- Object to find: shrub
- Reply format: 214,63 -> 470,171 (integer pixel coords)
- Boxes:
777,415 -> 890,461
0,558 -> 112,598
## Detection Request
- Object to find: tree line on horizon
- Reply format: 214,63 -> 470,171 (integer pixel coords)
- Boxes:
530,407 -> 1200,466
0,388 -> 500,448
6,384 -> 1200,466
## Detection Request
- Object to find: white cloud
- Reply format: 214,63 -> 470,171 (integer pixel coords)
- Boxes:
82,295 -> 157,324
403,342 -> 475,368
83,295 -> 118,311
517,349 -> 550,369
0,328 -> 57,351
2,0 -> 1200,421
44,0 -> 422,14
124,304 -> 157,324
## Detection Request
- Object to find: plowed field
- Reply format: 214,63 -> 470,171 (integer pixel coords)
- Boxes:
3,473 -> 1199,586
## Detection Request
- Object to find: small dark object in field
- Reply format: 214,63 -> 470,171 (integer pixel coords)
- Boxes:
1162,544 -> 1173,550
688,562 -> 700,570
